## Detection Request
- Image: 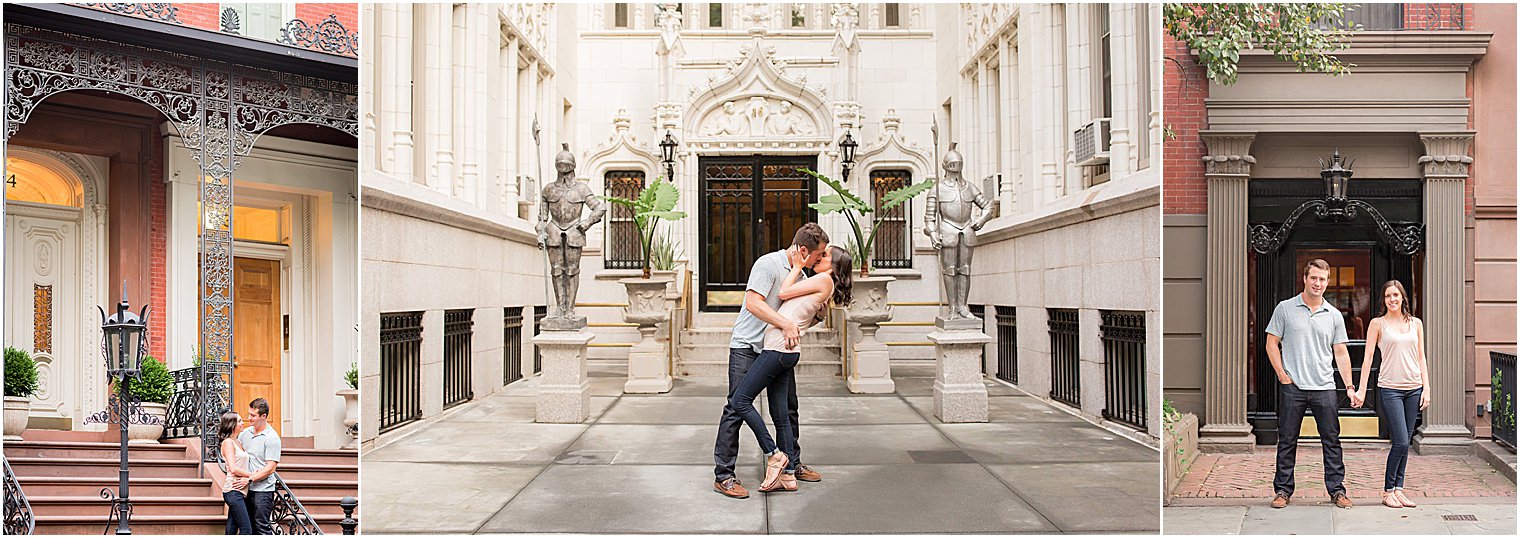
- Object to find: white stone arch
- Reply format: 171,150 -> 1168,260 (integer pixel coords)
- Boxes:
584,109 -> 661,253
4,146 -> 109,429
683,37 -> 834,146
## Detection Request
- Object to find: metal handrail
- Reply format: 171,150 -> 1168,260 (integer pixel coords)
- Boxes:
217,455 -> 324,534
3,456 -> 36,535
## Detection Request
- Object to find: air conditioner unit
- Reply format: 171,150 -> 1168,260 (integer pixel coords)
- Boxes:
1074,117 -> 1111,167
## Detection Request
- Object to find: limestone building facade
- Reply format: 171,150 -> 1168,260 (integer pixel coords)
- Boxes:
361,2 -> 1161,448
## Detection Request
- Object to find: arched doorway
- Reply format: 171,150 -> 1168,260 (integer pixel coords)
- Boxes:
4,148 -> 108,429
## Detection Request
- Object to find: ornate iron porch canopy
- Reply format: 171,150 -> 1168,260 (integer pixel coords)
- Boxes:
4,22 -> 357,461
1247,150 -> 1425,255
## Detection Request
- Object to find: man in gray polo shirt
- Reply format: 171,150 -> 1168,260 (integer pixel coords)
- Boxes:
1264,258 -> 1359,510
712,223 -> 829,499
239,397 -> 282,534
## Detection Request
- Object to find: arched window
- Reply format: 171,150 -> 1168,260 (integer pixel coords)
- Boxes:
4,156 -> 83,207
604,170 -> 647,269
870,169 -> 913,269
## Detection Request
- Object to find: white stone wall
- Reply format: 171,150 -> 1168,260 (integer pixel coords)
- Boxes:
945,3 -> 1162,441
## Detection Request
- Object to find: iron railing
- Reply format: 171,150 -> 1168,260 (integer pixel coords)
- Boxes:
504,307 -> 525,385
532,306 -> 547,373
163,361 -> 234,461
870,170 -> 914,269
1048,309 -> 1081,407
995,306 -> 1018,384
1100,310 -> 1147,430
218,457 -> 322,534
379,312 -> 424,433
3,457 -> 34,535
605,170 -> 647,269
443,309 -> 475,408
1493,351 -> 1516,449
1334,4 -> 1466,31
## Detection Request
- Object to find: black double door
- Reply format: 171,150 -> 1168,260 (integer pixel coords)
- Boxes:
1246,179 -> 1422,444
699,155 -> 818,311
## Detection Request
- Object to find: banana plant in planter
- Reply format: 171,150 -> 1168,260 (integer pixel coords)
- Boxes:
599,177 -> 686,393
803,168 -> 934,393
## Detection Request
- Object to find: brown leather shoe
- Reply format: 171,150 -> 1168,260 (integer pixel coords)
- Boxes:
1332,493 -> 1354,509
795,464 -> 821,482
1270,493 -> 1290,509
714,477 -> 749,499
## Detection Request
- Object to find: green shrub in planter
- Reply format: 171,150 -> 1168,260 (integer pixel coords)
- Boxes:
345,362 -> 359,390
4,346 -> 39,398
115,355 -> 173,405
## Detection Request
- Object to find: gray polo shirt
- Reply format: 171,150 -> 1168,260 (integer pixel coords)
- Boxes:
238,425 -> 283,492
1265,294 -> 1349,391
730,250 -> 791,352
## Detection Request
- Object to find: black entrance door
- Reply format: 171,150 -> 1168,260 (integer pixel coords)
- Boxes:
699,155 -> 818,311
1247,179 -> 1422,445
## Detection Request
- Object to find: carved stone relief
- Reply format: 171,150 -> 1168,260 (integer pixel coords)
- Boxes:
699,97 -> 816,137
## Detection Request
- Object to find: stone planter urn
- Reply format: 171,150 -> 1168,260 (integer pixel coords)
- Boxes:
846,276 -> 896,393
128,402 -> 168,444
337,389 -> 359,449
3,396 -> 30,440
621,277 -> 674,393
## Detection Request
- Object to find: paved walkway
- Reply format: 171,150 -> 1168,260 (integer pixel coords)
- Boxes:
1174,448 -> 1516,500
1167,446 -> 1516,535
362,365 -> 1160,534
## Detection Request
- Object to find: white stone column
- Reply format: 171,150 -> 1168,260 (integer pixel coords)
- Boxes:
1105,4 -> 1133,178
534,328 -> 594,423
930,318 -> 992,423
164,152 -> 202,371
1415,131 -> 1476,454
390,5 -> 415,182
998,35 -> 1017,215
428,4 -> 454,192
501,36 -> 522,216
1198,131 -> 1257,453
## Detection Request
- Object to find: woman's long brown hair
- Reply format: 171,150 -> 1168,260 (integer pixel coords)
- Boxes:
1379,279 -> 1414,322
829,246 -> 853,307
217,412 -> 241,442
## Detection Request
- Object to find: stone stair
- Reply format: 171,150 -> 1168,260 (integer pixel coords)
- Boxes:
678,312 -> 843,377
4,430 -> 356,534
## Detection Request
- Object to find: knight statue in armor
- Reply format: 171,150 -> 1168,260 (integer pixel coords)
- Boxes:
536,143 -> 607,327
926,143 -> 994,320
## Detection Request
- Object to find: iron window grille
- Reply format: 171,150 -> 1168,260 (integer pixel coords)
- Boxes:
532,306 -> 547,373
443,309 -> 474,408
1100,310 -> 1147,430
504,307 -> 524,385
379,311 -> 424,433
1048,309 -> 1081,408
605,170 -> 647,269
996,306 -> 1018,385
870,170 -> 914,269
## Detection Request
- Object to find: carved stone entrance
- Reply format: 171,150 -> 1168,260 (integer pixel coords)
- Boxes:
698,155 -> 817,311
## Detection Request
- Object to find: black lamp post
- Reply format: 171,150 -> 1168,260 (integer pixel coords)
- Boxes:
838,130 -> 858,182
659,129 -> 679,181
99,286 -> 150,535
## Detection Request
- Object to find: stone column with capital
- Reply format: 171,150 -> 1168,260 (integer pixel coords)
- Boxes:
1414,131 -> 1476,454
1198,131 -> 1257,453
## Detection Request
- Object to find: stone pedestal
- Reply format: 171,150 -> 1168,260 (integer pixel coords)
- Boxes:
929,317 -> 991,423
846,276 -> 895,394
622,277 -> 675,393
533,329 -> 594,423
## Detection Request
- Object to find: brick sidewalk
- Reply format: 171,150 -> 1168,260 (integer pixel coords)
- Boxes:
1175,448 -> 1516,500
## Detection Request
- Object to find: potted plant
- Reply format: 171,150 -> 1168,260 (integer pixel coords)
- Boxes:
600,177 -> 687,393
801,167 -> 934,278
338,362 -> 359,449
116,355 -> 172,443
4,346 -> 39,440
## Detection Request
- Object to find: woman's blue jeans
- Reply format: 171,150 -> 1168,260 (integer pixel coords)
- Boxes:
729,350 -> 800,473
223,490 -> 254,535
1378,386 -> 1423,490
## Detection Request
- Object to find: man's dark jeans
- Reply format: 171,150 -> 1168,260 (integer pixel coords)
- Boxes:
245,490 -> 275,535
714,347 -> 801,482
1274,383 -> 1345,497
1379,386 -> 1423,490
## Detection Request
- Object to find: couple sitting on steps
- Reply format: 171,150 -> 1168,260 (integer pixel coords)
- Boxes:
712,222 -> 853,498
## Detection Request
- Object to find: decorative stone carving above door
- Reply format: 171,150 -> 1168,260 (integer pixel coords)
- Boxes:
699,97 -> 817,137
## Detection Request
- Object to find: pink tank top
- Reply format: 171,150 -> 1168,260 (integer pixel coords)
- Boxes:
763,291 -> 827,353
1376,318 -> 1424,390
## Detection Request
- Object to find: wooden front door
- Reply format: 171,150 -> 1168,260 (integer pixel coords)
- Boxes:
698,155 -> 817,311
233,257 -> 281,428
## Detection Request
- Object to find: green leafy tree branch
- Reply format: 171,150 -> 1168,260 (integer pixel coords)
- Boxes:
1164,3 -> 1355,86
